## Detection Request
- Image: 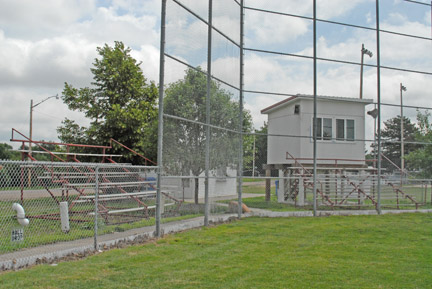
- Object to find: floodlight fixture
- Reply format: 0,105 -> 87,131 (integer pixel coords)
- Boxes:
362,47 -> 373,58
367,108 -> 378,119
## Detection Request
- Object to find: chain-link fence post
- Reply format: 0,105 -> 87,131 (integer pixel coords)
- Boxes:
93,165 -> 99,251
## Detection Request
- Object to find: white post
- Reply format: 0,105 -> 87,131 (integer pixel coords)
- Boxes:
60,201 -> 70,233
278,169 -> 285,203
298,173 -> 305,206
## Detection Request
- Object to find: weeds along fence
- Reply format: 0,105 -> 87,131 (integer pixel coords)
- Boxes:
0,160 -> 192,262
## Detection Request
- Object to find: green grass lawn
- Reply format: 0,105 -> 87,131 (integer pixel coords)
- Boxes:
0,195 -> 201,254
241,182 -> 274,194
241,195 -> 307,211
1,213 -> 431,288
242,178 -> 265,183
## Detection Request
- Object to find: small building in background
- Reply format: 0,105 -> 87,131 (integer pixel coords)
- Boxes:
261,94 -> 373,166
261,94 -> 374,205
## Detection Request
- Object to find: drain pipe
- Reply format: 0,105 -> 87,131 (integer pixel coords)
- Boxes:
12,203 -> 30,226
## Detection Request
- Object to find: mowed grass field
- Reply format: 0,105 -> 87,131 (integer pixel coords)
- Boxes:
1,213 -> 431,289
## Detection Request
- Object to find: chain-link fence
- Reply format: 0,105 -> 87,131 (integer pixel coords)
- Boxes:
2,0 -> 432,269
158,0 -> 432,224
159,0 -> 243,229
0,160 -> 189,267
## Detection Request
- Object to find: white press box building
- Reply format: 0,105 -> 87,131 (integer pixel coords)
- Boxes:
261,94 -> 374,205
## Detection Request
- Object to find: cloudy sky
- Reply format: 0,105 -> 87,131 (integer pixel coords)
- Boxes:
1,0 -> 431,148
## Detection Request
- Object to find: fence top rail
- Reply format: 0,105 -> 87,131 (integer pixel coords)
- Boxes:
14,149 -> 123,158
0,159 -> 158,169
286,166 -> 378,171
64,181 -> 156,187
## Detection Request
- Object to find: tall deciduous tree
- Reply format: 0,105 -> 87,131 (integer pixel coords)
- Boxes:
58,41 -> 158,164
163,68 -> 252,203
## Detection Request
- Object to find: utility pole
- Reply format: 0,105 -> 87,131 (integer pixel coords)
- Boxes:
29,94 -> 58,155
28,95 -> 58,185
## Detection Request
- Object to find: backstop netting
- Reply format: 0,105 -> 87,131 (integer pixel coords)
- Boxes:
161,0 -> 242,221
159,0 -> 432,219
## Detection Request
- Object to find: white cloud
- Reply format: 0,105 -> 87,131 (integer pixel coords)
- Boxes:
380,17 -> 432,70
211,56 -> 240,88
0,0 -> 97,39
70,6 -> 159,49
245,10 -> 309,46
0,0 -> 430,156
131,44 -> 160,82
0,32 -> 96,88
0,0 -> 162,144
316,0 -> 369,20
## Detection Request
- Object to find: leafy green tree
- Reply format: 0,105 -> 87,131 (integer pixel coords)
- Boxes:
58,41 -> 158,164
372,116 -> 420,172
0,143 -> 13,160
405,110 -> 432,177
0,143 -> 20,160
163,68 -> 252,203
243,122 -> 267,177
254,122 -> 268,176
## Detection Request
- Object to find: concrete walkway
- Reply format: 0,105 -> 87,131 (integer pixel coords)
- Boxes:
1,208 -> 431,271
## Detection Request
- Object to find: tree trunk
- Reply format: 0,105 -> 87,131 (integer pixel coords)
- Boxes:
194,177 -> 199,204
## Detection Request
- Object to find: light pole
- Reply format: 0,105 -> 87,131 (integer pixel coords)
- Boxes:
360,44 -> 373,99
29,94 -> 59,158
400,83 -> 407,183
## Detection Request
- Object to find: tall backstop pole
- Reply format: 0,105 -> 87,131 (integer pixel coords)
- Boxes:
238,0 -> 245,218
204,0 -> 213,226
376,0 -> 382,214
156,0 -> 167,237
312,0 -> 318,216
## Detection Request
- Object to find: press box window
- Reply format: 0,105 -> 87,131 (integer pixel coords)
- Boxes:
315,117 -> 332,140
294,105 -> 300,114
347,119 -> 355,141
336,119 -> 355,141
323,118 -> 332,140
336,119 -> 345,140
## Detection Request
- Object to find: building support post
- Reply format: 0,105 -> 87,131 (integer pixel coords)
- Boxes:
298,173 -> 305,206
278,169 -> 285,203
265,168 -> 271,202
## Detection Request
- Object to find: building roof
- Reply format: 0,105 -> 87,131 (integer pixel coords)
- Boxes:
261,94 -> 374,114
